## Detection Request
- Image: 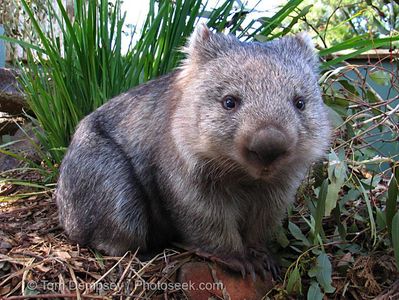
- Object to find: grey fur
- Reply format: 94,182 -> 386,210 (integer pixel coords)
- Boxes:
56,26 -> 330,273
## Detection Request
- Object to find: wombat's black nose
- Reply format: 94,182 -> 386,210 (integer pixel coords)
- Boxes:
247,127 -> 288,166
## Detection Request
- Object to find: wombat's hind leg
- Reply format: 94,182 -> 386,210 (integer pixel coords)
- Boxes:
57,123 -> 150,256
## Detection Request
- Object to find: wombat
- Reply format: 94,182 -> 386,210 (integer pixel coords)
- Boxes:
56,25 -> 330,279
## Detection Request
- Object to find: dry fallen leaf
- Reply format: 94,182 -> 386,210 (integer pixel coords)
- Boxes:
54,251 -> 72,260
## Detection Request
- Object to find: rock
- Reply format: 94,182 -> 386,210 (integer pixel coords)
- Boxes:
177,261 -> 274,300
0,112 -> 25,136
0,68 -> 26,115
0,124 -> 40,172
0,241 -> 12,251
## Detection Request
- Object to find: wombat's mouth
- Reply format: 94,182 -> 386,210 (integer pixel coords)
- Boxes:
239,144 -> 291,179
241,151 -> 291,180
246,149 -> 288,167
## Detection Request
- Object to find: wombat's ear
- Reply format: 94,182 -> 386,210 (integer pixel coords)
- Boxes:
294,32 -> 319,69
182,24 -> 234,63
185,24 -> 212,55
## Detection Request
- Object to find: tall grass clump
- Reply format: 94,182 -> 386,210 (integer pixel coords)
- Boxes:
14,0 -> 307,164
5,0 -> 242,163
2,0 -> 396,164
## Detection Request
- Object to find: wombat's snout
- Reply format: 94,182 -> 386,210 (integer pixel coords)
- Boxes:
245,126 -> 289,167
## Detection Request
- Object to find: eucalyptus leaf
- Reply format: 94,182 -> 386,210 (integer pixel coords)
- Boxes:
376,207 -> 387,230
275,225 -> 290,248
307,281 -> 323,300
325,150 -> 347,216
286,266 -> 302,295
23,288 -> 40,296
289,221 -> 310,247
365,89 -> 378,103
369,69 -> 391,86
338,80 -> 359,95
309,253 -> 336,293
326,106 -> 345,128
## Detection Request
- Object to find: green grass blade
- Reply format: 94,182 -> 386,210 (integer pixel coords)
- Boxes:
387,172 -> 399,238
0,35 -> 44,52
392,212 -> 399,271
314,179 -> 328,242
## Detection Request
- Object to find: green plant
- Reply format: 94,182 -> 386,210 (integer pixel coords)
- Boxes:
297,0 -> 399,46
269,53 -> 399,298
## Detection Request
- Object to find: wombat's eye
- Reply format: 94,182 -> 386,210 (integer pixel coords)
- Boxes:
222,96 -> 239,110
294,96 -> 306,111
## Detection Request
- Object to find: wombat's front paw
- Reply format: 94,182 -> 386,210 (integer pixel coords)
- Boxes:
194,249 -> 271,281
248,247 -> 281,281
210,253 -> 259,280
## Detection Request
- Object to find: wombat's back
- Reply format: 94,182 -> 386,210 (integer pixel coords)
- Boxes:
56,72 -> 179,255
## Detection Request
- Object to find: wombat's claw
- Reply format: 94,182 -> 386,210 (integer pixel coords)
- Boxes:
268,261 -> 281,281
212,255 -> 258,281
194,250 -> 257,280
252,261 -> 268,281
249,247 -> 281,281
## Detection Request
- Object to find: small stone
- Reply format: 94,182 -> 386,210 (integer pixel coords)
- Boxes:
0,124 -> 40,172
0,68 -> 26,115
0,241 -> 12,250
